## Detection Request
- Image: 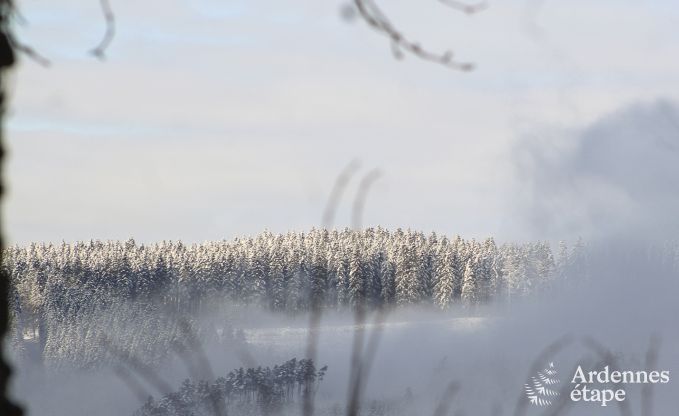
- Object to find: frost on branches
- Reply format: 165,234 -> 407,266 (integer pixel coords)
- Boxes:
5,228 -> 678,368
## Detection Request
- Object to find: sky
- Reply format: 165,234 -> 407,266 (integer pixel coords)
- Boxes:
5,0 -> 679,244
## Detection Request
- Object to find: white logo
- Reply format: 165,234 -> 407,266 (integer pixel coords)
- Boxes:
525,362 -> 561,406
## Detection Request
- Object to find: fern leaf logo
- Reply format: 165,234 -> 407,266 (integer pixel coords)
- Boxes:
525,362 -> 560,406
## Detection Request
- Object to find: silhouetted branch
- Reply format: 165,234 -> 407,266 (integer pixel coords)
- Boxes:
113,364 -> 151,404
305,160 -> 362,416
351,169 -> 381,230
641,334 -> 660,416
345,167 -> 384,416
432,381 -> 460,416
303,305 -> 323,416
346,309 -> 388,416
539,359 -> 588,416
346,302 -> 367,416
322,160 -> 361,228
512,335 -> 573,416
176,319 -> 216,381
582,337 -> 632,416
521,0 -> 548,37
353,0 -> 478,71
89,0 -> 115,59
7,33 -> 49,66
437,0 -> 488,14
1,10 -> 22,413
355,308 -> 388,388
176,319 -> 225,416
100,335 -> 174,396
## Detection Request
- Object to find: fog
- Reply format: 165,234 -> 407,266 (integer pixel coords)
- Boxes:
6,96 -> 679,415
513,99 -> 679,243
7,252 -> 679,416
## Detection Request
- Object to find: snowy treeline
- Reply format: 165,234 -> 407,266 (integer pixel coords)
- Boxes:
5,228 -> 679,368
5,228 -> 563,315
134,358 -> 326,416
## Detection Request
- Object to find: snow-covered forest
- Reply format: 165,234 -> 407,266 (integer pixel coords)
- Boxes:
134,358 -> 327,416
5,228 -> 679,369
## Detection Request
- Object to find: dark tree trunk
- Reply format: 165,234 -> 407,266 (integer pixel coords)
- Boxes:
1,6 -> 22,415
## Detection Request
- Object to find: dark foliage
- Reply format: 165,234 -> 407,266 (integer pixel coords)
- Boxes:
134,358 -> 327,416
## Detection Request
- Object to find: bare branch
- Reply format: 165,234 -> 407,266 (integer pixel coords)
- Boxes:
112,364 -> 151,404
353,0 -> 478,71
512,335 -> 573,416
437,0 -> 488,15
100,334 -> 174,395
89,0 -> 115,60
7,33 -> 49,66
322,159 -> 361,229
175,319 -> 226,416
346,303 -> 367,416
357,307 -> 388,385
641,334 -> 661,416
432,380 -> 460,416
582,337 -> 633,416
351,169 -> 381,230
346,169 -> 384,416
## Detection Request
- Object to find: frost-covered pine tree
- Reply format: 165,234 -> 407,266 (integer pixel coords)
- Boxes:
308,247 -> 327,310
268,239 -> 287,311
335,255 -> 350,308
461,253 -> 482,306
433,240 -> 455,309
379,247 -> 396,306
501,244 -> 524,302
394,234 -> 423,305
7,228 -> 653,368
246,243 -> 268,307
532,241 -> 555,293
286,250 -> 309,312
348,247 -> 365,307
419,232 -> 438,300
479,237 -> 500,302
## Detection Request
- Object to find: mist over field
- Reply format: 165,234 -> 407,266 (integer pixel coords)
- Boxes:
4,1 -> 679,415
4,225 -> 679,416
6,101 -> 679,416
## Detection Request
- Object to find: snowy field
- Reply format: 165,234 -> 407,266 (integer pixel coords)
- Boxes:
9,304 -> 679,416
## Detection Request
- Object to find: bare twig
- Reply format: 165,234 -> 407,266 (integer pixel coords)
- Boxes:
512,335 -> 573,416
7,33 -> 49,66
89,0 -> 115,60
641,334 -> 661,416
113,364 -> 151,404
355,307 -> 388,388
582,337 -> 632,416
322,160 -> 361,229
432,380 -> 461,416
304,161 -> 362,416
346,170 -> 385,416
176,318 -> 226,416
353,0 -> 478,71
351,169 -> 382,230
100,334 -> 174,395
346,302 -> 367,416
176,319 -> 216,382
539,359 -> 589,416
346,308 -> 389,416
437,0 -> 488,14
521,0 -> 549,37
303,296 -> 323,416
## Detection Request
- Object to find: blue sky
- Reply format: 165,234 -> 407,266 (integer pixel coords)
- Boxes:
6,0 -> 679,244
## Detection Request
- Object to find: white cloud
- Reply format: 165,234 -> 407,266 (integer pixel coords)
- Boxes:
7,0 -> 679,243
512,99 -> 679,242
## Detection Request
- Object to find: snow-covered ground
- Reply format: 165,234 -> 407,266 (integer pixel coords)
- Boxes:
242,316 -> 488,349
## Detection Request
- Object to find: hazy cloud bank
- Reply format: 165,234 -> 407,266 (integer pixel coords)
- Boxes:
513,99 -> 679,242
